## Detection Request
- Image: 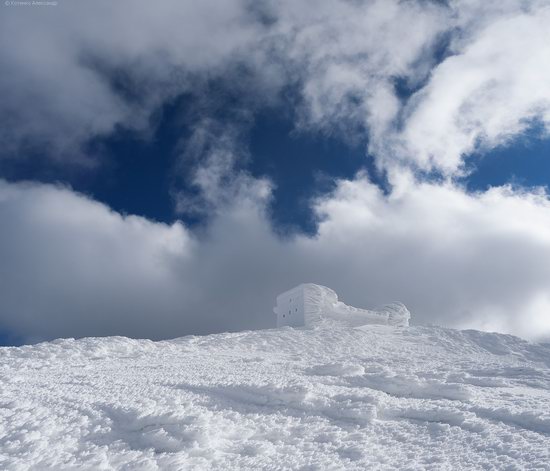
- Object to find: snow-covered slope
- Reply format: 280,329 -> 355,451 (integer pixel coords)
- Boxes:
1,321 -> 550,470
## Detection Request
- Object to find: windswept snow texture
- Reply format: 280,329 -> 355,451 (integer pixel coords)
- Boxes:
1,322 -> 550,470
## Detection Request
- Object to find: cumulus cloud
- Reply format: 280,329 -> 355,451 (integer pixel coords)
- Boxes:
0,180 -> 194,341
264,0 -> 447,136
392,3 -> 550,175
0,0 -> 262,160
1,178 -> 550,343
6,0 -> 550,177
308,176 -> 550,340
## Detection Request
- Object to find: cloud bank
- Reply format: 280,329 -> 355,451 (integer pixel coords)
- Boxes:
2,178 -> 550,342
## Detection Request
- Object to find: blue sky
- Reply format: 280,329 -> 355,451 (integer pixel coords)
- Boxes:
2,0 -> 550,345
2,89 -> 374,233
3,94 -> 547,236
465,128 -> 550,193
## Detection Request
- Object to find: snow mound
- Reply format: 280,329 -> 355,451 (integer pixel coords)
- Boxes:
1,324 -> 549,469
275,283 -> 410,328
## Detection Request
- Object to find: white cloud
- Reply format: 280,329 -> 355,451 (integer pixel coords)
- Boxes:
307,176 -> 550,342
264,0 -> 550,179
4,0 -> 550,179
265,0 -> 447,136
392,3 -> 550,175
0,0 -> 261,160
1,178 -> 550,343
0,180 -> 195,340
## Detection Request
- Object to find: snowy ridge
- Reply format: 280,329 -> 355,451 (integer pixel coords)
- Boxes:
1,323 -> 550,470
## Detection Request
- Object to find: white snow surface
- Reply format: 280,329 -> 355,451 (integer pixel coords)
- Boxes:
1,321 -> 550,470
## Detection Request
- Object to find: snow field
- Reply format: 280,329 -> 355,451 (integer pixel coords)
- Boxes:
1,321 -> 549,470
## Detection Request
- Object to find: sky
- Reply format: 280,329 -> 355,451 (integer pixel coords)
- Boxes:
1,0 -> 550,345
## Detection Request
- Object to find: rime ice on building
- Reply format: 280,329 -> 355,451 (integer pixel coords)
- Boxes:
274,284 -> 308,328
274,283 -> 410,328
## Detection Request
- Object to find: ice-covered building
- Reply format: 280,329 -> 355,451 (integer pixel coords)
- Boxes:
274,283 -> 410,328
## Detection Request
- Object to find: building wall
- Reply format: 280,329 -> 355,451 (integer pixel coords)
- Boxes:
275,285 -> 305,327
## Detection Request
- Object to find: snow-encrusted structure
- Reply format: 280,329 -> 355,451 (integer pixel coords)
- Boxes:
274,283 -> 410,328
